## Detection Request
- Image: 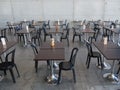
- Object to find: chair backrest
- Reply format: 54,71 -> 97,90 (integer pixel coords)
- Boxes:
86,41 -> 93,56
0,36 -> 8,42
14,23 -> 22,31
110,22 -> 116,28
30,43 -> 38,55
42,25 -> 48,35
5,49 -> 16,63
1,28 -> 7,37
69,47 -> 79,66
65,23 -> 69,30
64,19 -> 67,25
93,27 -> 100,39
6,22 -> 13,29
45,20 -> 50,29
62,28 -> 69,39
72,27 -> 76,34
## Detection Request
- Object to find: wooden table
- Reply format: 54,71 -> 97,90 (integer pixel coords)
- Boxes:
93,41 -> 120,84
48,28 -> 63,42
53,21 -> 63,26
103,26 -> 120,43
82,28 -> 95,41
34,42 -> 65,84
0,41 -> 17,56
16,28 -> 34,47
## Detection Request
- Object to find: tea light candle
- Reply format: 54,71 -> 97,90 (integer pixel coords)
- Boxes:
1,38 -> 7,48
51,38 -> 55,47
24,19 -> 26,22
104,37 -> 108,45
26,25 -> 29,32
58,19 -> 60,25
83,24 -> 86,30
111,25 -> 114,29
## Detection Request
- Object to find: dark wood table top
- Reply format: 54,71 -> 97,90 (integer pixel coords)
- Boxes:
104,26 -> 120,34
32,21 -> 44,26
47,28 -> 63,34
72,21 -> 81,23
16,28 -> 34,34
93,41 -> 120,60
0,41 -> 17,55
40,42 -> 64,49
34,49 -> 64,61
82,28 -> 95,33
34,42 -> 65,61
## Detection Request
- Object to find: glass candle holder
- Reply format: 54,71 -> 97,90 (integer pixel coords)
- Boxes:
51,38 -> 55,47
104,37 -> 108,45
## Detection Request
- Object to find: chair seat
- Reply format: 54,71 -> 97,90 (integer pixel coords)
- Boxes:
92,52 -> 101,57
61,35 -> 66,39
31,35 -> 39,38
75,32 -> 82,36
59,62 -> 73,70
0,62 -> 15,70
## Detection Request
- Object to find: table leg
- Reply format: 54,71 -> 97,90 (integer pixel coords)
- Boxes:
23,34 -> 27,47
118,34 -> 120,46
103,60 -> 120,84
97,55 -> 111,70
23,33 -> 31,47
112,32 -> 115,43
47,60 -> 58,84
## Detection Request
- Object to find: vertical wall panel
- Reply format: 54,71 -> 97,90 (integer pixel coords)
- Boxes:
0,0 -> 120,27
0,0 -> 12,27
104,0 -> 120,21
43,0 -> 73,21
12,0 -> 43,22
74,0 -> 104,20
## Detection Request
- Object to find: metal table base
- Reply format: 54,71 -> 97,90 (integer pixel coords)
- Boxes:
46,61 -> 58,85
96,62 -> 111,70
47,74 -> 58,85
103,60 -> 120,84
103,73 -> 119,84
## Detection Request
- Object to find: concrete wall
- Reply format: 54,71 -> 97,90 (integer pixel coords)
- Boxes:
0,0 -> 120,27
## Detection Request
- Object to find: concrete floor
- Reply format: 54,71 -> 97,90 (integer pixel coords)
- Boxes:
0,30 -> 120,90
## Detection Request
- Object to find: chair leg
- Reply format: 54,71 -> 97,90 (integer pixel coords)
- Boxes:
57,69 -> 61,84
9,69 -> 16,83
72,35 -> 75,42
23,35 -> 25,44
99,56 -> 103,69
47,60 -> 50,66
72,69 -> 76,83
39,36 -> 42,45
97,57 -> 100,66
34,39 -> 36,45
86,55 -> 89,65
15,64 -> 20,77
38,38 -> 40,46
35,61 -> 38,73
0,56 -> 3,62
79,35 -> 81,42
87,57 -> 91,69
60,38 -> 62,42
4,70 -> 7,75
67,38 -> 69,46
117,66 -> 120,74
44,36 -> 46,42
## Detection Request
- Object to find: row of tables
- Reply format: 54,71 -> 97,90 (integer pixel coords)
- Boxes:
93,41 -> 120,84
3,20 -> 120,85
